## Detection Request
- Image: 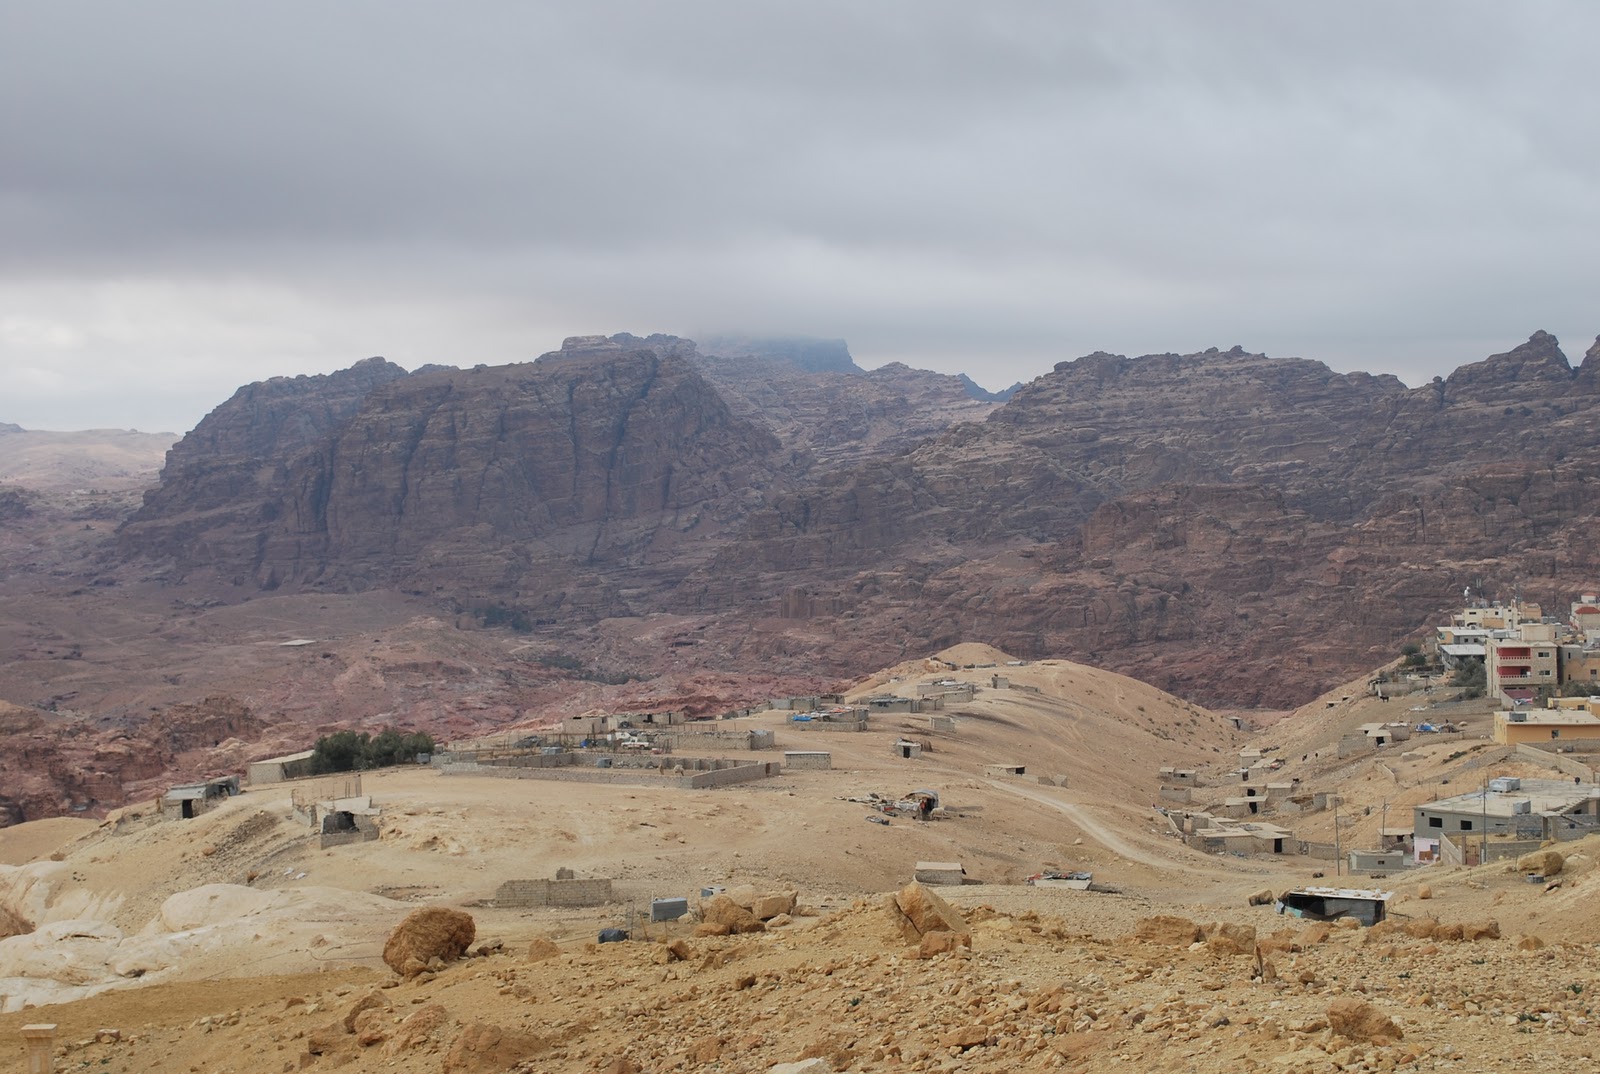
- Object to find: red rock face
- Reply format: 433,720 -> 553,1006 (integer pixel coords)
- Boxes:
688,332 -> 1600,705
109,329 -> 1600,715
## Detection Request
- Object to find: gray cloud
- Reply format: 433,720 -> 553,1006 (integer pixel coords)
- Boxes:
2,1 -> 1597,430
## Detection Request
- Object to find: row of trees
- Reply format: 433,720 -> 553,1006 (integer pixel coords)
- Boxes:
309,728 -> 435,774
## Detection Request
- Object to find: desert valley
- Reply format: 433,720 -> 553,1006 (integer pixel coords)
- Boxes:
4,333 -> 1600,1074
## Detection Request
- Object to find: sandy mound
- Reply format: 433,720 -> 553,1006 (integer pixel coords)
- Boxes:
935,642 -> 1018,666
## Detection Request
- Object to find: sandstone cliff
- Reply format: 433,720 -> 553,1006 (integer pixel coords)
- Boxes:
121,344 -> 785,616
112,330 -> 1600,709
690,333 -> 1600,705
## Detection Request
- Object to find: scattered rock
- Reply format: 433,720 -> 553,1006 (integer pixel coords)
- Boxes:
1417,884 -> 1432,900
1133,915 -> 1203,946
1326,998 -> 1403,1043
442,1023 -> 548,1074
341,991 -> 387,1032
768,1060 -> 834,1074
702,894 -> 767,934
916,929 -> 972,958
1247,888 -> 1276,906
385,1004 -> 449,1056
1204,922 -> 1256,956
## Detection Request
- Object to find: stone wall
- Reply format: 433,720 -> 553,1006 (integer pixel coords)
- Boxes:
685,762 -> 782,788
1514,742 -> 1600,780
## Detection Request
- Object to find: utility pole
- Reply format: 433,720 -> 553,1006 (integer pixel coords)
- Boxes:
1481,770 -> 1489,867
1333,796 -> 1342,876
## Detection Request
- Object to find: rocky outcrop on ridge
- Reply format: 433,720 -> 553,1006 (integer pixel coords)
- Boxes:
121,344 -> 784,611
690,333 -> 1600,705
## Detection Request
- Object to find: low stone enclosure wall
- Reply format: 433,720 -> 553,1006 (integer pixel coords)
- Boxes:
492,877 -> 614,908
320,824 -> 380,850
1514,741 -> 1600,781
439,755 -> 782,790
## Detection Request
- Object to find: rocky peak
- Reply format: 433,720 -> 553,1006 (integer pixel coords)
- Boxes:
119,357 -> 411,558
550,333 -> 699,362
699,335 -> 862,375
1443,331 -> 1575,401
1572,335 -> 1600,393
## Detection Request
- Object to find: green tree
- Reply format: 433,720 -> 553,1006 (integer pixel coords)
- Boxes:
309,728 -> 436,773
310,730 -> 367,774
1450,661 -> 1487,699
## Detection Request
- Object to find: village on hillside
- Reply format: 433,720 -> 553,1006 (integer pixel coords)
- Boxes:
7,618 -> 1600,1070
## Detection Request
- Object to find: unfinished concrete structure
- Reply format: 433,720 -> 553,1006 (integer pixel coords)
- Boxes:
247,750 -> 315,785
1187,817 -> 1295,855
892,739 -> 923,760
1279,887 -> 1392,926
1348,849 -> 1411,875
983,763 -> 1027,778
440,752 -> 784,789
918,680 -> 975,702
783,751 -> 832,771
493,876 -> 614,908
913,861 -> 965,885
160,776 -> 239,820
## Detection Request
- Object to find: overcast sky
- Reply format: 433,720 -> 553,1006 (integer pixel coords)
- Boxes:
3,2 -> 1597,433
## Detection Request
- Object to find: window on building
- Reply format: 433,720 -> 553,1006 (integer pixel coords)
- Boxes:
1460,820 -> 1473,831
1428,817 -> 1443,828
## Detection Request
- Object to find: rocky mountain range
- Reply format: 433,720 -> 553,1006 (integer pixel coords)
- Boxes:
107,330 -> 1600,709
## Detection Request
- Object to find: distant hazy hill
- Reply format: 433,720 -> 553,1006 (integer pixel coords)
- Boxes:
0,426 -> 175,492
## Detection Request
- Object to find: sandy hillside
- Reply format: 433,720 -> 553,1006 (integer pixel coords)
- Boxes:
2,645 -> 1596,1071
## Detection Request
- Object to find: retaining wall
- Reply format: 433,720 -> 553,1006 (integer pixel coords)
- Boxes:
1514,742 -> 1600,780
441,757 -> 781,790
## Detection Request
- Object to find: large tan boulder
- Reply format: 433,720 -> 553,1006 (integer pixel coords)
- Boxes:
1517,848 -> 1564,877
701,894 -> 766,934
1133,915 -> 1203,946
1204,922 -> 1256,956
887,881 -> 969,943
1326,998 -> 1403,1043
1462,919 -> 1500,942
724,885 -> 760,910
752,891 -> 798,920
383,907 -> 476,978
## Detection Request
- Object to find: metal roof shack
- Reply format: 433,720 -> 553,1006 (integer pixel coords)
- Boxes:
1278,886 -> 1393,926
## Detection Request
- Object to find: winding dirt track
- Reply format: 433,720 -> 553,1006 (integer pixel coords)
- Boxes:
980,778 -> 1227,876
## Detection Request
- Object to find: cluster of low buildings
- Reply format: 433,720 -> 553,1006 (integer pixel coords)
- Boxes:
1437,594 -> 1600,707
